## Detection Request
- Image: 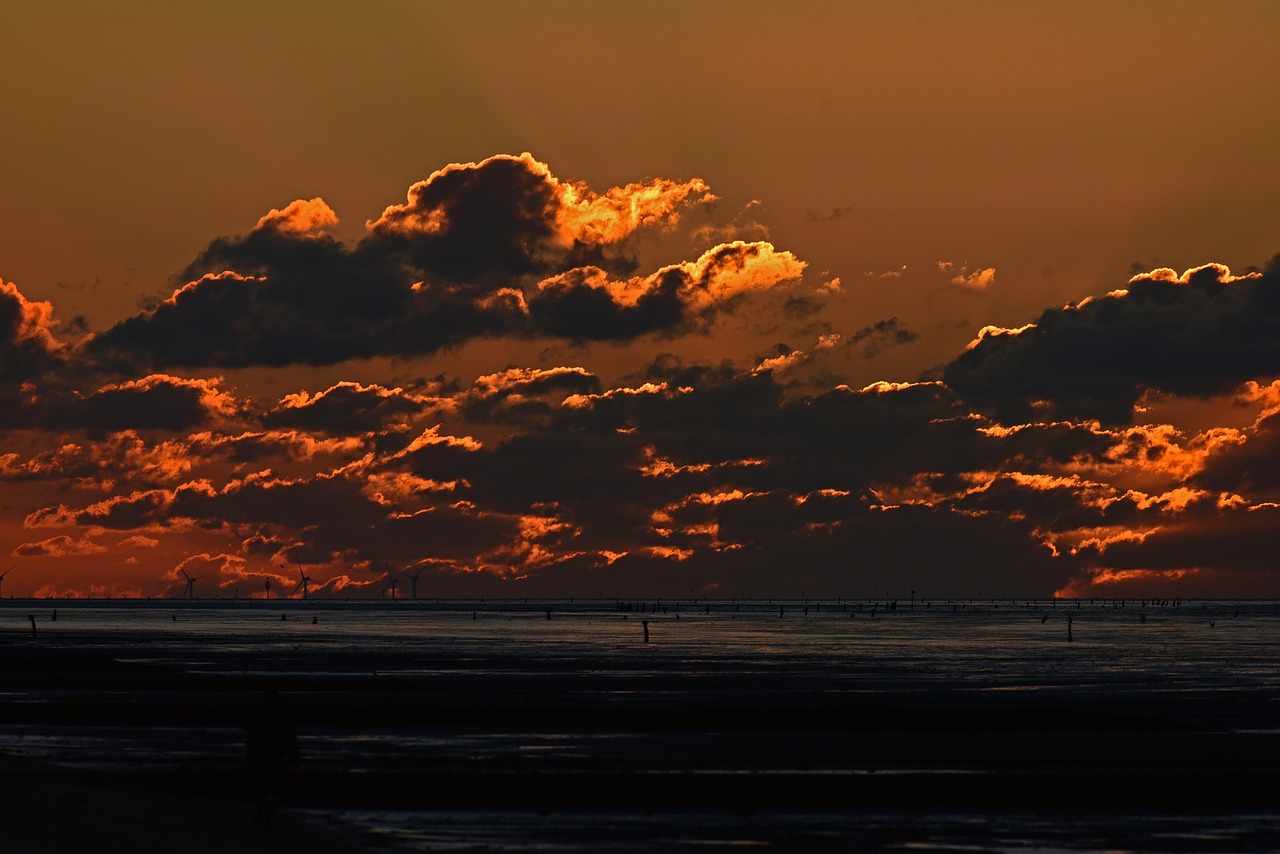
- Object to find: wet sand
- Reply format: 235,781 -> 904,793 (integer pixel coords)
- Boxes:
3,603 -> 1280,850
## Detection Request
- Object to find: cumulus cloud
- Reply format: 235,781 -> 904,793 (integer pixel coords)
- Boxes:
367,152 -> 711,282
43,374 -> 238,432
263,381 -> 438,434
1,278 -> 68,426
14,534 -> 106,558
19,149 -> 1280,601
86,156 -> 800,368
2,278 -> 64,360
530,241 -> 806,340
938,261 -> 996,292
254,197 -> 339,236
945,259 -> 1280,424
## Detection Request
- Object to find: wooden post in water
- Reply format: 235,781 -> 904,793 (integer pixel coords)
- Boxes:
1067,613 -> 1074,642
642,620 -> 650,643
28,615 -> 37,638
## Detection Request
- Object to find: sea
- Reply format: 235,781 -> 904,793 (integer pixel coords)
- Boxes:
3,596 -> 1280,852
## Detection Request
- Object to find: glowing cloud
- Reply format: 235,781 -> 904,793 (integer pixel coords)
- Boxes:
254,197 -> 339,236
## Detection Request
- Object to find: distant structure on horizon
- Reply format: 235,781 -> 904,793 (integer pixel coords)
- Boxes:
405,567 -> 423,599
292,564 -> 313,599
179,565 -> 201,600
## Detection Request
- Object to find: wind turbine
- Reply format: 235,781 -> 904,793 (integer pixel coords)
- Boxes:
171,556 -> 203,600
383,568 -> 399,601
292,564 -> 313,599
180,567 -> 201,600
0,565 -> 14,599
404,566 -> 424,600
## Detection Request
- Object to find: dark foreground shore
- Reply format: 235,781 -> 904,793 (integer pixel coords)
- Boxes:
0,753 -> 364,853
4,604 -> 1280,851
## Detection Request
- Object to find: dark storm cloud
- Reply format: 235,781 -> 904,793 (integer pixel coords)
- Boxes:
263,381 -> 437,434
1,278 -> 63,378
460,367 -> 601,424
530,241 -> 806,342
1,371 -> 233,439
552,500 -> 1073,599
370,506 -> 524,563
12,327 -> 1245,597
944,259 -> 1280,424
1194,405 -> 1280,501
37,489 -> 171,531
84,156 -> 794,369
0,431 -> 188,488
387,365 -> 1065,584
1,278 -> 67,427
42,375 -> 233,432
528,267 -> 685,340
13,535 -> 104,558
168,473 -> 388,534
366,152 -> 578,284
1076,503 -> 1280,577
367,153 -> 712,283
27,149 -> 1280,600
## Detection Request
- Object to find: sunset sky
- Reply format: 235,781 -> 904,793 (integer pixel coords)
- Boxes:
4,1 -> 1280,599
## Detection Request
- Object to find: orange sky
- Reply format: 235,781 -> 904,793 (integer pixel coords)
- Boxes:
3,2 -> 1280,599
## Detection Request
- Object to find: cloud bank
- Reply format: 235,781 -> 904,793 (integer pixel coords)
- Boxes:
6,154 -> 1280,600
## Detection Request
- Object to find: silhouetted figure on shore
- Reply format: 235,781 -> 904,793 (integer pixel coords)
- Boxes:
245,688 -> 299,830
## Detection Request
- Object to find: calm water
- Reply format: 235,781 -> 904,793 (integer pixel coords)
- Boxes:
3,597 -> 1280,851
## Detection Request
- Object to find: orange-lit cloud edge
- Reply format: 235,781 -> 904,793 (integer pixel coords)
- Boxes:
4,154 -> 1280,600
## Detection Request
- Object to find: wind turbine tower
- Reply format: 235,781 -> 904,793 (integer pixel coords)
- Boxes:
0,565 -> 14,599
180,567 -> 200,600
405,567 -> 424,600
292,564 -> 313,599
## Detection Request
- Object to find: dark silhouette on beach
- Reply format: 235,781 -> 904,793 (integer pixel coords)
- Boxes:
245,688 -> 300,830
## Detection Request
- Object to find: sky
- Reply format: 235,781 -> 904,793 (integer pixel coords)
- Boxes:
3,1 -> 1280,600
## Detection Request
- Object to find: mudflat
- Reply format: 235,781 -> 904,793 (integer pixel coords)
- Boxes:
3,601 -> 1280,850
